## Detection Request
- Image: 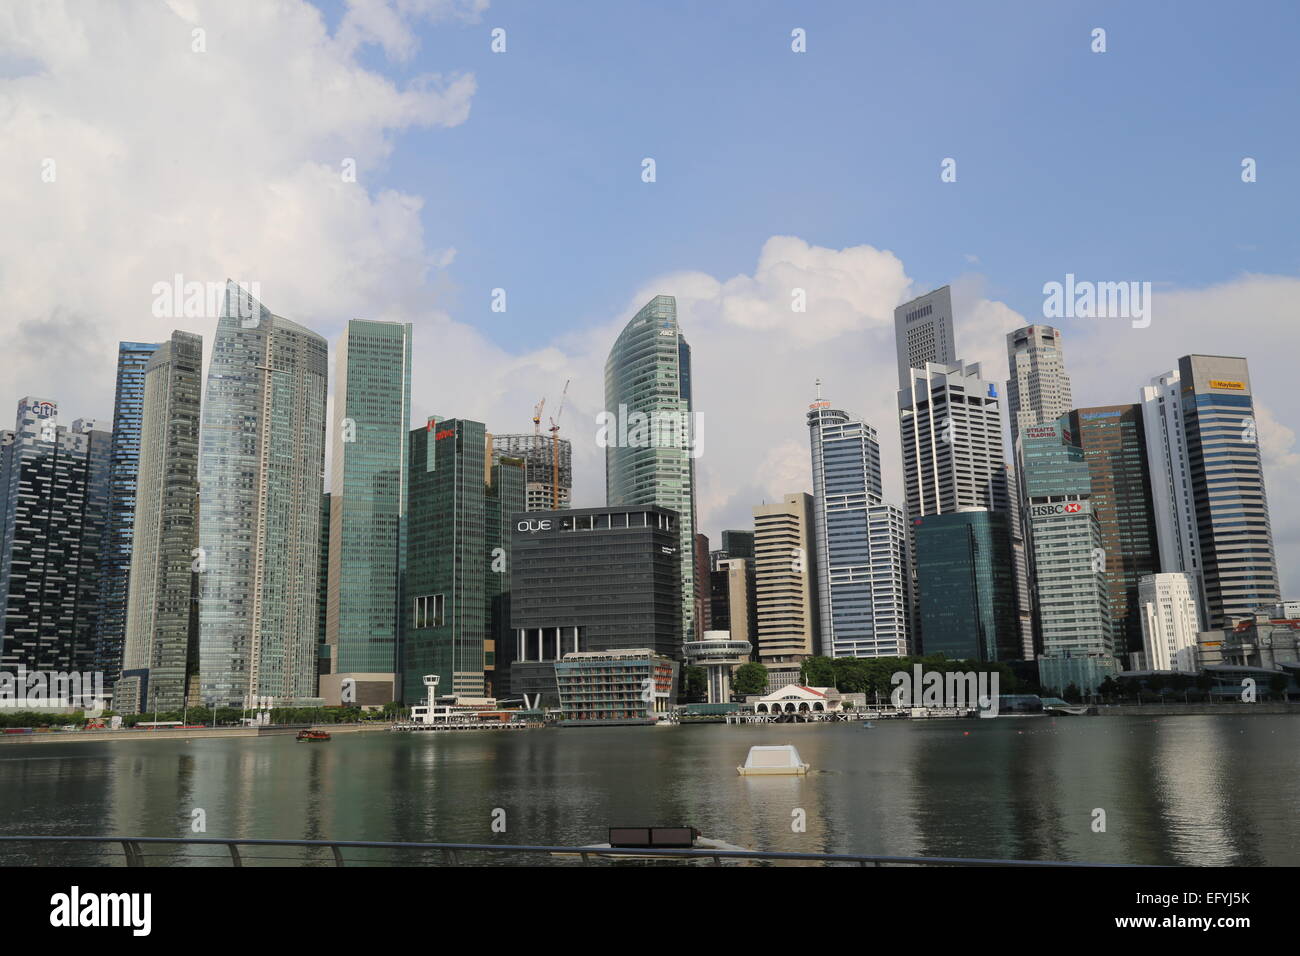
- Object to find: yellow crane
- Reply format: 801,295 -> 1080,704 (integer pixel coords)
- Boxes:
532,397 -> 546,437
548,379 -> 570,510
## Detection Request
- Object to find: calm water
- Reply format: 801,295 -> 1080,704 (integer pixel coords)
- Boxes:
2,715 -> 1297,866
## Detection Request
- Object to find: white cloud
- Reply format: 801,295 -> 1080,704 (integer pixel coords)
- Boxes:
2,0 -> 1297,605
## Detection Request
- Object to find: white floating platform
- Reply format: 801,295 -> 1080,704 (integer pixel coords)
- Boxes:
737,744 -> 809,775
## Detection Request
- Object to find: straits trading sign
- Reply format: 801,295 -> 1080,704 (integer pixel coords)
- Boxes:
1031,500 -> 1091,519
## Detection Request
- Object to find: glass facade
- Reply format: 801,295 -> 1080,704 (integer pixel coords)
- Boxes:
95,341 -> 160,685
605,295 -> 697,641
1068,405 -> 1159,658
1178,355 -> 1279,627
326,319 -> 412,690
119,332 -> 202,711
403,418 -> 524,703
807,400 -> 909,658
914,510 -> 1019,662
198,284 -> 327,707
0,403 -> 112,674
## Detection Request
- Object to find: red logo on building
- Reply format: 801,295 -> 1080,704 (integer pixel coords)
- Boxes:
1064,502 -> 1082,513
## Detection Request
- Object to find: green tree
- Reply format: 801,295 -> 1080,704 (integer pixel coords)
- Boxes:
733,662 -> 769,698
682,665 -> 708,703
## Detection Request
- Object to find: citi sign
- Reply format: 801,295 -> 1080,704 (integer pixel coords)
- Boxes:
1031,501 -> 1088,518
516,519 -> 552,533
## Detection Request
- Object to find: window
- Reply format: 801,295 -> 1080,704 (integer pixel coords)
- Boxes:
414,594 -> 444,628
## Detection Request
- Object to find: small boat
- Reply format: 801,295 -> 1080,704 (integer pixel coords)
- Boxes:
296,729 -> 331,742
737,744 -> 809,775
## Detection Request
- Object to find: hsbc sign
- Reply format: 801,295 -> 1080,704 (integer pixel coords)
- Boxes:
1031,501 -> 1090,519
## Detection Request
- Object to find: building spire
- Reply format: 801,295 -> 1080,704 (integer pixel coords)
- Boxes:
815,377 -> 822,401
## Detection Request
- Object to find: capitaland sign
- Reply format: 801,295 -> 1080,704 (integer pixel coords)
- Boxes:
1031,501 -> 1090,518
516,519 -> 552,533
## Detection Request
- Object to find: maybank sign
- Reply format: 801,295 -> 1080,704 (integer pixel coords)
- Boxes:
1031,500 -> 1091,519
1209,379 -> 1246,391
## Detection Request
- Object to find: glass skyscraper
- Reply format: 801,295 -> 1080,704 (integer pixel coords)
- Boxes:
807,390 -> 910,658
0,400 -> 112,675
117,332 -> 202,712
403,418 -> 524,702
95,341 -> 160,686
913,509 -> 1019,662
1177,355 -> 1279,627
323,319 -> 412,706
198,283 -> 328,707
604,295 -> 698,642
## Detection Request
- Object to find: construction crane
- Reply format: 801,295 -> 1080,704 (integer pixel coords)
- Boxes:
548,379 -> 570,510
531,397 -> 546,437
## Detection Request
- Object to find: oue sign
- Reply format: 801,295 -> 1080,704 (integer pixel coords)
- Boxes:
517,519 -> 552,533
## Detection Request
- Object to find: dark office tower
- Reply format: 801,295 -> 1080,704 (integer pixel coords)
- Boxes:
913,509 -> 1019,662
0,400 -> 112,673
694,532 -> 711,636
198,283 -> 327,707
94,341 -> 160,686
484,449 -> 525,699
403,418 -> 523,703
1005,463 -> 1035,659
894,286 -> 959,390
116,333 -> 202,713
1177,356 -> 1280,627
508,505 -> 682,707
605,295 -> 698,642
1067,405 -> 1159,660
720,530 -> 755,561
317,492 -> 330,684
490,434 -> 572,511
323,319 -> 412,707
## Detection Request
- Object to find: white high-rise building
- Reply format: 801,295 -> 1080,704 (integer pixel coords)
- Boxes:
1139,371 -> 1203,607
1006,325 -> 1073,451
894,286 -> 959,391
1138,573 -> 1202,672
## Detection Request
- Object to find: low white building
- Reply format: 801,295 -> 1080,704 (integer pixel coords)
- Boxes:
1139,573 -> 1202,672
744,683 -> 861,716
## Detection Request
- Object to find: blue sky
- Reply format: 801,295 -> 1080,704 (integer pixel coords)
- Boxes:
319,0 -> 1300,353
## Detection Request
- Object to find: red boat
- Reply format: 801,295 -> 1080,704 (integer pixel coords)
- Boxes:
296,730 -> 331,742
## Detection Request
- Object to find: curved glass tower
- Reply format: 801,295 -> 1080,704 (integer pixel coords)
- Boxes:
605,295 -> 697,645
199,283 -> 327,707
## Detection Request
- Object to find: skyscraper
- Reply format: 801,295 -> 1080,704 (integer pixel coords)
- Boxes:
1067,405 -> 1159,661
490,433 -> 572,511
1020,418 -> 1115,694
198,284 -> 328,708
894,286 -> 958,390
95,341 -> 160,687
0,400 -> 112,675
117,332 -> 203,713
403,417 -> 524,702
1139,370 -> 1203,601
1137,572 -> 1202,672
752,493 -> 819,671
605,294 -> 698,642
1006,325 -> 1073,452
323,319 -> 412,707
807,389 -> 910,657
913,509 -> 1019,662
1177,355 -> 1280,627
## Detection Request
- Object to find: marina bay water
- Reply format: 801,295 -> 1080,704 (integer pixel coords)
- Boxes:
2,716 -> 1297,866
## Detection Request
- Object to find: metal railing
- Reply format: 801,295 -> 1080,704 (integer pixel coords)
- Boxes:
0,835 -> 1136,867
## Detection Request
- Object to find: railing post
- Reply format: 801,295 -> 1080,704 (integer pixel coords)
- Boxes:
120,840 -> 143,867
228,842 -> 243,867
331,845 -> 345,867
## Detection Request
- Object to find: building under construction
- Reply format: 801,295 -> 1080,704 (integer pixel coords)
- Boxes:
490,434 -> 572,512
